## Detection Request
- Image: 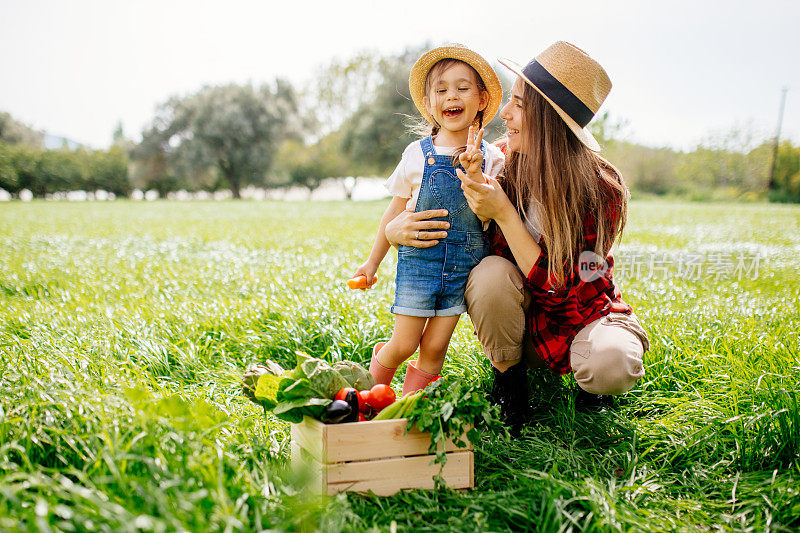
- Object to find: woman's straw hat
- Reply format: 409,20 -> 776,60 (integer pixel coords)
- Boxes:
499,41 -> 611,151
410,44 -> 503,127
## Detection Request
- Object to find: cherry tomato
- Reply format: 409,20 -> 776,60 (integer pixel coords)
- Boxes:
358,390 -> 371,413
367,384 -> 396,411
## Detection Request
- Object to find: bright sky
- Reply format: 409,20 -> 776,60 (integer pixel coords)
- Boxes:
1,0 -> 798,151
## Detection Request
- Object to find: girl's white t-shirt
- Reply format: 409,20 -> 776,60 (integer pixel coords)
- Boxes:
384,139 -> 506,212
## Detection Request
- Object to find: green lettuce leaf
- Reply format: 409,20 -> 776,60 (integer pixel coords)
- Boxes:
270,351 -> 349,423
253,372 -> 282,410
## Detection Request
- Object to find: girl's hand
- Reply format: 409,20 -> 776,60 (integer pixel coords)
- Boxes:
458,126 -> 486,183
353,261 -> 379,287
385,209 -> 450,247
456,169 -> 515,223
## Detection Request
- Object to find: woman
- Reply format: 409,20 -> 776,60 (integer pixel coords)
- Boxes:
385,41 -> 649,426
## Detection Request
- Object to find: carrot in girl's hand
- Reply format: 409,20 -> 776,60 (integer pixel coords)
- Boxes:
347,274 -> 378,290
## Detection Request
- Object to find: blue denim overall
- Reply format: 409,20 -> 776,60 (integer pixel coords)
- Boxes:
391,136 -> 490,317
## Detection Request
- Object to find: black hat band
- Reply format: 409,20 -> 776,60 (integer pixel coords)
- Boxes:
522,60 -> 594,128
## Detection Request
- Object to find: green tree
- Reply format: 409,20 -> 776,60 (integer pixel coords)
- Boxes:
590,111 -> 629,150
305,51 -> 387,139
136,81 -> 302,198
35,148 -> 84,195
0,144 -> 19,192
87,146 -> 130,195
0,112 -> 44,147
610,141 -> 681,195
11,144 -> 41,194
277,133 -> 348,194
769,141 -> 800,202
340,48 -> 422,175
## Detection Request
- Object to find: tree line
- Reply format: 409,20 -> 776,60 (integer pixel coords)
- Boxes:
0,115 -> 128,197
1,46 -> 799,202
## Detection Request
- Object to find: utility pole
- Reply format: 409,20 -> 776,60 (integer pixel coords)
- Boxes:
768,87 -> 789,190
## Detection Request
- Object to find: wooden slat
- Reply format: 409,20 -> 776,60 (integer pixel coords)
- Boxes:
318,418 -> 471,463
290,449 -> 326,493
291,417 -> 326,463
325,451 -> 473,496
290,440 -> 302,469
469,448 -> 474,486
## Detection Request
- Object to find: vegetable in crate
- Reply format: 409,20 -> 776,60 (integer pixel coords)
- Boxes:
357,390 -> 371,413
372,390 -> 422,420
322,400 -> 353,424
243,360 -> 286,409
343,390 -> 360,422
405,378 -> 506,466
334,387 -> 368,416
334,387 -> 357,403
245,351 -> 375,424
333,361 -> 376,391
366,384 -> 396,411
272,352 -> 349,423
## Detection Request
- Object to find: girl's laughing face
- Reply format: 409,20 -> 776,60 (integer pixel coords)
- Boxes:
424,63 -> 488,140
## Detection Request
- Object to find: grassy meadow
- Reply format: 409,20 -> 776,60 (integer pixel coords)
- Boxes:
1,199 -> 799,532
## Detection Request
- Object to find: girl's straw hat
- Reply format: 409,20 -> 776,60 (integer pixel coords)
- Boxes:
499,41 -> 611,152
410,44 -> 503,127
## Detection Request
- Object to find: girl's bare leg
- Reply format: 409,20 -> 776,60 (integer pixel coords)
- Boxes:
416,315 -> 460,374
376,315 -> 428,368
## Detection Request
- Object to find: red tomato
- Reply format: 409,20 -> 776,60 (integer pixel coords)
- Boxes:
358,390 -> 371,413
358,412 -> 366,422
334,387 -> 357,403
367,384 -> 396,411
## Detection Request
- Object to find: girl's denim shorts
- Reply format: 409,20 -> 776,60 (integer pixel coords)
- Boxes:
391,233 -> 489,317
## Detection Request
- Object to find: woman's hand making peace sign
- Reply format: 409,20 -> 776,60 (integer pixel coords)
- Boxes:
456,125 -> 515,223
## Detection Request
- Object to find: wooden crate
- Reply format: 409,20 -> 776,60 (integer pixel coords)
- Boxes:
290,416 -> 474,496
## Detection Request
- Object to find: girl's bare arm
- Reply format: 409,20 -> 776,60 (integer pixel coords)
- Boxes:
353,196 -> 409,282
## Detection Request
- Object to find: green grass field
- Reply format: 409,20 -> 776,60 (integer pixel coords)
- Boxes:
1,199 -> 799,532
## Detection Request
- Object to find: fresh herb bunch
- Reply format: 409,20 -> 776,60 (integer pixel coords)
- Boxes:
406,377 -> 507,467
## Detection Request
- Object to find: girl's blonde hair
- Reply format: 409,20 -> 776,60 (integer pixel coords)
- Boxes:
502,83 -> 628,288
408,59 -> 488,147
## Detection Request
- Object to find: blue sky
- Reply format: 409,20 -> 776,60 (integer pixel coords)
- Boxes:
1,0 -> 798,151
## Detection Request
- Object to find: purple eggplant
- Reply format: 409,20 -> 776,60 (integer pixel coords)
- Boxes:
322,400 -> 352,424
343,390 -> 359,423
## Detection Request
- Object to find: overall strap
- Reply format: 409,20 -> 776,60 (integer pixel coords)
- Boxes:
480,140 -> 488,172
419,136 -> 435,156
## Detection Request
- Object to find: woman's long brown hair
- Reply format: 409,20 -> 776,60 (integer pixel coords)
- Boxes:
502,83 -> 628,288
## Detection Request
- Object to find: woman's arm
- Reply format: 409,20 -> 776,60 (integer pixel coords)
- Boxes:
456,166 -> 542,275
493,203 -> 542,276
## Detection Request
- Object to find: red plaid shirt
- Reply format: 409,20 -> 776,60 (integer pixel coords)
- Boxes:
489,162 -> 632,375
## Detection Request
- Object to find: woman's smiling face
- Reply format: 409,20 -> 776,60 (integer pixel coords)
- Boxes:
499,78 -> 525,153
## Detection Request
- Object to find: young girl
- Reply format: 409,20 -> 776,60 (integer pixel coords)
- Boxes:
353,44 -> 505,394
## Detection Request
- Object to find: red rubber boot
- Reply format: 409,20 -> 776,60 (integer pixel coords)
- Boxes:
368,342 -> 396,385
402,360 -> 440,396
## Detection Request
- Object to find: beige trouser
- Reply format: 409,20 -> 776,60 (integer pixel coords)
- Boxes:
465,256 -> 649,395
